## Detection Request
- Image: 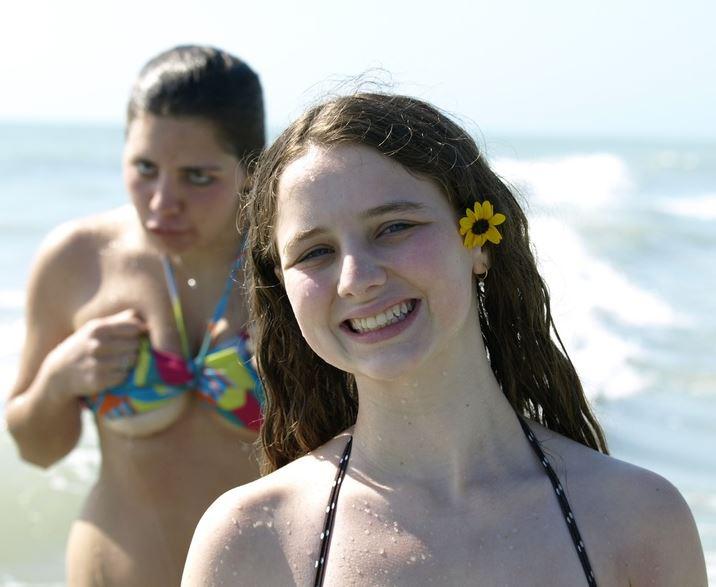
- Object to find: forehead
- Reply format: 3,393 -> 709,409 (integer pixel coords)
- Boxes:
124,114 -> 232,160
276,144 -> 447,223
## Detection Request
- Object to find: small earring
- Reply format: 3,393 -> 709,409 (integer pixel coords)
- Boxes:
476,268 -> 488,294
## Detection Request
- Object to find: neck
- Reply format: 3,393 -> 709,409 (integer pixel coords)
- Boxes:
351,340 -> 524,498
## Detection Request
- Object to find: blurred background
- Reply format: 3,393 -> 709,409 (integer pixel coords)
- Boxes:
1,0 -> 714,583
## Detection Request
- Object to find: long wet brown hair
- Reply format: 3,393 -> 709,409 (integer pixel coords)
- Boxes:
246,93 -> 608,474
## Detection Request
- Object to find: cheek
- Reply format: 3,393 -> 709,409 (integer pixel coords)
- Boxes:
283,272 -> 330,342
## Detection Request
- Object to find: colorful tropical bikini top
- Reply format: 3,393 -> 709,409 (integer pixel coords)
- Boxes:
84,254 -> 264,432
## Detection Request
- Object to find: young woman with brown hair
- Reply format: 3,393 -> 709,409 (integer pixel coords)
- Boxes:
184,92 -> 706,586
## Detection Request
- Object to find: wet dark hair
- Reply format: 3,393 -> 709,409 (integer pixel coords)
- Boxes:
246,92 -> 608,473
127,45 -> 265,163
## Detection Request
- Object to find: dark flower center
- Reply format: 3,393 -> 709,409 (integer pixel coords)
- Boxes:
471,219 -> 490,235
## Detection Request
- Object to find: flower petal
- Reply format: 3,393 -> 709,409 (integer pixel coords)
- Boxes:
466,208 -> 476,221
472,203 -> 483,220
463,233 -> 473,248
482,201 -> 493,220
485,225 -> 502,244
474,233 -> 487,247
491,213 -> 506,226
459,217 -> 474,231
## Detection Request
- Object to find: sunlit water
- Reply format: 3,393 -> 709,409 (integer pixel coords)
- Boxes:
0,124 -> 714,583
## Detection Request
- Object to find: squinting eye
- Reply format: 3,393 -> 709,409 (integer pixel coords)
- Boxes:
381,222 -> 414,235
135,161 -> 157,177
186,169 -> 214,186
298,246 -> 332,263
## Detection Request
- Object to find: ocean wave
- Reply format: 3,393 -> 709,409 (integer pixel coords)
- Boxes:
659,194 -> 716,221
493,153 -> 679,399
493,153 -> 633,209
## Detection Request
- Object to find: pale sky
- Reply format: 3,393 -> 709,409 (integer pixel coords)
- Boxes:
2,0 -> 714,138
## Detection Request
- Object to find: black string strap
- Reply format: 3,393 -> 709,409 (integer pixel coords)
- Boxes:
517,416 -> 598,586
314,423 -> 597,586
313,437 -> 352,587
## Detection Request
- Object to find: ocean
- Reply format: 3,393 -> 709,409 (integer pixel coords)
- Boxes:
0,123 -> 714,584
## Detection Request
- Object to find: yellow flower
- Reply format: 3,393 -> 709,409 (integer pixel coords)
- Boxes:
458,201 -> 506,249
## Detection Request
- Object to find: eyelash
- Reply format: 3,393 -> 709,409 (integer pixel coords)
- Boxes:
134,162 -> 215,186
294,222 -> 418,265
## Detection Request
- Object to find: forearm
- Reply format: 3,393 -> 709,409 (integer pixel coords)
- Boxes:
5,357 -> 83,468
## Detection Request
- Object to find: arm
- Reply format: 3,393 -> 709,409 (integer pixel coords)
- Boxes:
5,223 -> 144,467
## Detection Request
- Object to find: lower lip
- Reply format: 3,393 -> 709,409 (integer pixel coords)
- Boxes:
341,300 -> 420,344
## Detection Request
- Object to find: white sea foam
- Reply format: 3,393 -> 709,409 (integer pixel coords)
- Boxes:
493,153 -> 633,209
495,154 -> 675,399
659,193 -> 716,220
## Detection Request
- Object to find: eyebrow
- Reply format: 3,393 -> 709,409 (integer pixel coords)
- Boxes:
281,200 -> 428,256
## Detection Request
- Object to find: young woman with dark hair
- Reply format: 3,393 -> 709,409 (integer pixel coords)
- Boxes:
6,45 -> 265,585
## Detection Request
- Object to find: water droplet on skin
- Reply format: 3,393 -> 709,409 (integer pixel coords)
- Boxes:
231,518 -> 237,525
421,553 -> 427,560
364,529 -> 370,535
266,520 -> 273,528
410,555 -> 417,563
391,537 -> 397,543
252,520 -> 264,528
262,506 -> 269,512
188,278 -> 197,288
379,548 -> 385,556
224,545 -> 230,550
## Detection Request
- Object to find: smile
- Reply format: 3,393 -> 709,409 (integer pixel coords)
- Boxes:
347,300 -> 416,334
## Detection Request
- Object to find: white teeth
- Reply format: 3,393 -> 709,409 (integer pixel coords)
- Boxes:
349,301 -> 415,334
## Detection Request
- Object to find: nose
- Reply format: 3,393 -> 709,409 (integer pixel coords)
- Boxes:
336,252 -> 387,298
149,175 -> 183,215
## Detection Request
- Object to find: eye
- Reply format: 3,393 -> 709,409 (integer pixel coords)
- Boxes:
297,246 -> 333,264
186,169 -> 214,186
379,222 -> 415,236
135,160 -> 157,177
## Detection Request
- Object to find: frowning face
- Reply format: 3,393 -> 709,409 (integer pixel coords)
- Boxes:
124,114 -> 243,254
274,144 -> 487,384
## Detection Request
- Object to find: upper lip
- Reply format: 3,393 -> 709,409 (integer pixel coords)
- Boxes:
340,297 -> 416,323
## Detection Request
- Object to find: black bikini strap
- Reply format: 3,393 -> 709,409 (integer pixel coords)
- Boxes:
314,437 -> 353,587
517,416 -> 598,586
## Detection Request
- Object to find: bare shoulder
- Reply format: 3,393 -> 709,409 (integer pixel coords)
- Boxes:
31,207 -> 134,285
529,422 -> 707,585
183,435 -> 352,586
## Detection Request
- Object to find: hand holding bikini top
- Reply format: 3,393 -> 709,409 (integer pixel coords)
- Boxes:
84,254 -> 264,437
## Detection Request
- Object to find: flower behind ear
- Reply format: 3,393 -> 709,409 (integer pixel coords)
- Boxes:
459,201 -> 506,249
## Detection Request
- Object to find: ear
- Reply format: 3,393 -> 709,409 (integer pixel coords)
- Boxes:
472,246 -> 490,276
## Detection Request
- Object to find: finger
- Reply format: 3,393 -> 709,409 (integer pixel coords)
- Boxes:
88,335 -> 145,359
94,318 -> 147,339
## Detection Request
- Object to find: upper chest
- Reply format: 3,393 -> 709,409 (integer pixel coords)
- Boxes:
71,248 -> 243,353
284,472 -> 628,586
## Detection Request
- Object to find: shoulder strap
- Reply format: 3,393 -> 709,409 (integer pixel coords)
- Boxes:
161,252 -> 243,364
161,256 -> 192,360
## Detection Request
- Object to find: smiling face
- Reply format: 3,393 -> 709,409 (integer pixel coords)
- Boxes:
274,144 -> 488,383
123,114 -> 244,254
